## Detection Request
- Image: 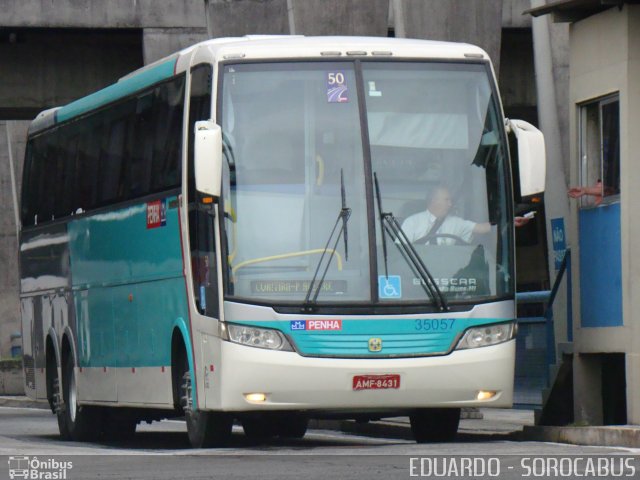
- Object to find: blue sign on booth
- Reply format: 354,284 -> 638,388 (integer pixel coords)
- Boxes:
551,218 -> 566,270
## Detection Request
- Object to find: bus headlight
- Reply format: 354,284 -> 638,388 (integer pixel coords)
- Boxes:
225,323 -> 294,351
455,322 -> 516,350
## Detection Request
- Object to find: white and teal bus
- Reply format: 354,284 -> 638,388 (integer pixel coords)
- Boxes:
20,36 -> 545,447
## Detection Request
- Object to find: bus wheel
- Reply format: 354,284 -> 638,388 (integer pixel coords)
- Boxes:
275,415 -> 308,439
60,354 -> 100,441
241,416 -> 277,442
410,408 -> 460,443
52,366 -> 70,439
180,361 -> 232,448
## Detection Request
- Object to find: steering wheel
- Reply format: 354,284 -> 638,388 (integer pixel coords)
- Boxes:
413,233 -> 470,246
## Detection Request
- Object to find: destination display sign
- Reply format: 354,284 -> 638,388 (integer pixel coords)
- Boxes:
250,280 -> 347,295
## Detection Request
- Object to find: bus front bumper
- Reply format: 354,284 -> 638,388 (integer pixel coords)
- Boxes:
214,339 -> 515,412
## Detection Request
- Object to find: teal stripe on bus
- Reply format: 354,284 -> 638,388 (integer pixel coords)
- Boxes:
68,196 -> 188,368
231,318 -> 514,357
56,59 -> 177,123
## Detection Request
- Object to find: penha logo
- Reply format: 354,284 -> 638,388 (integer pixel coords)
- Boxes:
8,456 -> 73,480
306,319 -> 342,331
290,320 -> 343,331
146,199 -> 167,229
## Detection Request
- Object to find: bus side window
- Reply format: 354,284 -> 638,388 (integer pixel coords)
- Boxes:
151,77 -> 185,192
187,64 -> 217,317
100,113 -> 127,205
23,138 -> 45,225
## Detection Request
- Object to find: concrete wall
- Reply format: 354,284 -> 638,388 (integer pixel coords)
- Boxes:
567,5 -> 639,424
0,30 -> 144,118
1,0 -> 207,28
626,2 -> 640,428
503,0 -> 532,28
0,359 -> 23,394
499,29 -> 537,112
206,0 -> 290,37
290,0 -> 389,36
143,28 -> 209,64
396,0 -> 503,73
0,121 -> 28,359
0,2 -> 208,359
205,0 -> 389,37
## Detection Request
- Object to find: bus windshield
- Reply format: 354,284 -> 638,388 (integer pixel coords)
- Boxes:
220,61 -> 512,307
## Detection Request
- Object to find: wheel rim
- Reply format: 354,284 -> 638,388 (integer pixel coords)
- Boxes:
52,377 -> 63,415
69,366 -> 77,422
181,371 -> 193,415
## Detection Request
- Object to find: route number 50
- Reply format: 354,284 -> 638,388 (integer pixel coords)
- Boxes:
328,72 -> 345,85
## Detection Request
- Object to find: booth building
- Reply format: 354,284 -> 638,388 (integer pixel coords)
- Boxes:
531,0 -> 640,425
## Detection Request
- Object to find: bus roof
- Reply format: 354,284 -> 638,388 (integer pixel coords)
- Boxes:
28,36 -> 490,135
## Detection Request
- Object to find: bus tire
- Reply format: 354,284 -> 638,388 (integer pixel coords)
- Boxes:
60,354 -> 100,441
410,408 -> 460,443
275,415 -> 308,439
180,358 -> 232,448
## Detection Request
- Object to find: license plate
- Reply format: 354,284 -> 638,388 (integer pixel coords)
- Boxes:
352,374 -> 400,391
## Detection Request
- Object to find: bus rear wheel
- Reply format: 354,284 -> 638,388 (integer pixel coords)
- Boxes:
59,354 -> 100,441
410,408 -> 460,443
180,359 -> 232,448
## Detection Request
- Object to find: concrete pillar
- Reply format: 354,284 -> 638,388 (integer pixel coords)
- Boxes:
530,1 -> 571,350
0,121 -> 28,358
627,354 -> 640,424
395,0 -> 503,73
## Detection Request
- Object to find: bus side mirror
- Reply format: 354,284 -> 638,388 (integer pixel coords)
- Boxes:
507,119 -> 546,198
194,120 -> 222,198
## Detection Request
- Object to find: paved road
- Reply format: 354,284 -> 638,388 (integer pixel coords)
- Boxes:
1,407 -> 639,479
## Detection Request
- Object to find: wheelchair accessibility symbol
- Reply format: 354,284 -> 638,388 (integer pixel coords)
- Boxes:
378,275 -> 402,299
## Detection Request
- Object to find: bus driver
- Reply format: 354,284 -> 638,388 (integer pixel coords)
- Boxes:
401,185 -> 532,245
400,185 -> 492,245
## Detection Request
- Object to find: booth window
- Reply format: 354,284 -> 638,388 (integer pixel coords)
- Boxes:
579,95 -> 620,207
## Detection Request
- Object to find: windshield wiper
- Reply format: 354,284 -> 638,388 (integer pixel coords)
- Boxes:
373,172 -> 448,312
302,169 -> 351,312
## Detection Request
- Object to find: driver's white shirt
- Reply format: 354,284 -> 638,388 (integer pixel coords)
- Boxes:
400,210 -> 476,245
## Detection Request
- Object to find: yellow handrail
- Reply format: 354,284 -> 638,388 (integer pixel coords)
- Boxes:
232,248 -> 343,275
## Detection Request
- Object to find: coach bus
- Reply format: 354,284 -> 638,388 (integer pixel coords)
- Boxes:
19,36 -> 545,447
